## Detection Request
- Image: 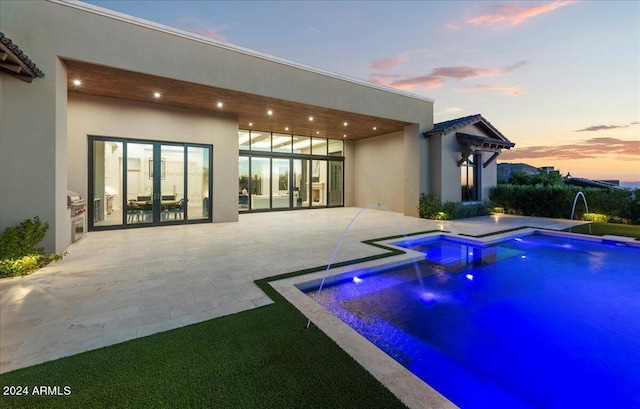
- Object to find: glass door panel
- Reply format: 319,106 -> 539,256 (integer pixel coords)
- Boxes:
188,146 -> 210,220
272,158 -> 290,209
311,159 -> 327,207
126,142 -> 155,225
239,157 -> 250,211
91,138 -> 212,229
160,144 -> 185,223
293,159 -> 309,208
92,140 -> 123,227
250,157 -> 270,210
328,161 -> 343,206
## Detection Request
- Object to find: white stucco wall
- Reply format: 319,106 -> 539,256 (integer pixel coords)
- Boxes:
67,93 -> 239,223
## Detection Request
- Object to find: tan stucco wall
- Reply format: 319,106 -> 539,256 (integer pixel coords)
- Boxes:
343,140 -> 356,207
67,93 -> 239,223
353,131 -> 405,212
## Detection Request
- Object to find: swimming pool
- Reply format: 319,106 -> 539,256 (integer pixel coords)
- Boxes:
303,233 -> 640,408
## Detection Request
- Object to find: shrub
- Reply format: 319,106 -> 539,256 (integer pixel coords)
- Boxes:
418,193 -> 491,220
0,216 -> 65,278
490,184 -> 640,224
417,193 -> 442,219
441,201 -> 491,220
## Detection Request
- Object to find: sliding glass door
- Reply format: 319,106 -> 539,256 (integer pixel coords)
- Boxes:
90,137 -> 211,230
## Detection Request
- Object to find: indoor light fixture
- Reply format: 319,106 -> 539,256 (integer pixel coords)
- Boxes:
267,109 -> 273,116
285,127 -> 289,131
373,126 -> 377,130
217,101 -> 223,108
249,122 -> 253,127
72,79 -> 81,86
153,92 -> 161,98
343,122 -> 348,126
309,116 -> 314,122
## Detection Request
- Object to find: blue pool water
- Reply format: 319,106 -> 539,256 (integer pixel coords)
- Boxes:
305,234 -> 640,408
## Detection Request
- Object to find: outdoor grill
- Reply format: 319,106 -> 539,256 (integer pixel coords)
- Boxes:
67,190 -> 86,242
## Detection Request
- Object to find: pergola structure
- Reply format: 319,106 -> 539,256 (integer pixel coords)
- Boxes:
456,132 -> 515,168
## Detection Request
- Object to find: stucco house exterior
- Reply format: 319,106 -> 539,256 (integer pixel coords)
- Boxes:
425,114 -> 515,203
0,0 -> 513,253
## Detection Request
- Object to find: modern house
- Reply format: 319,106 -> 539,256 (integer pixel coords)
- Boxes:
0,0 -> 513,253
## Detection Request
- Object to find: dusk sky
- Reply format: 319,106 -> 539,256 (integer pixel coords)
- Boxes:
84,0 -> 639,182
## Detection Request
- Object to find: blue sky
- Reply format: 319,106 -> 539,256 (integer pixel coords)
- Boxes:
84,0 -> 639,181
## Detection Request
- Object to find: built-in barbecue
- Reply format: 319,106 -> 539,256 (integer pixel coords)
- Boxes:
67,190 -> 86,242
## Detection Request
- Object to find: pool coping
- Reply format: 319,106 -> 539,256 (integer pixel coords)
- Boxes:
263,229 -> 638,409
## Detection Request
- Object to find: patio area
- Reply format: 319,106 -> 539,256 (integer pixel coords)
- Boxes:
0,208 -> 584,375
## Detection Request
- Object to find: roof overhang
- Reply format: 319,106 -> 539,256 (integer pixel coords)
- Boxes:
0,32 -> 45,83
456,132 -> 515,168
63,59 -> 412,141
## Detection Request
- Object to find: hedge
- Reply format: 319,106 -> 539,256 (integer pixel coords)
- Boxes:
489,184 -> 640,224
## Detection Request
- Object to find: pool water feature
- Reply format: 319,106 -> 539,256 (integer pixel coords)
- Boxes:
303,234 -> 640,408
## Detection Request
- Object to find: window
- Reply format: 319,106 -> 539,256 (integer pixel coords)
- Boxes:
238,129 -> 344,211
461,154 -> 479,202
89,137 -> 211,229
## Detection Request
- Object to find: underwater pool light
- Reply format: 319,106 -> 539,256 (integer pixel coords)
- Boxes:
465,274 -> 474,281
352,277 -> 363,283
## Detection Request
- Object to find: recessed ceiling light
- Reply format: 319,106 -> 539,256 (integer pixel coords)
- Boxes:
249,122 -> 253,127
373,126 -> 377,130
309,116 -> 314,122
285,127 -> 289,131
316,131 -> 319,135
153,92 -> 161,98
343,122 -> 348,126
217,101 -> 223,108
343,134 -> 347,138
267,110 -> 273,116
72,79 -> 82,86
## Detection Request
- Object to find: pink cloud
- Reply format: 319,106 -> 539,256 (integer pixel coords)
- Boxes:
187,27 -> 227,41
370,49 -> 436,70
500,138 -> 640,161
368,73 -> 405,86
177,17 -> 228,41
467,1 -> 575,28
371,60 -> 527,90
445,22 -> 460,30
371,56 -> 408,70
457,84 -> 526,96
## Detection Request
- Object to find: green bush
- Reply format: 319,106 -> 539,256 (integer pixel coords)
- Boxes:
418,193 -> 491,220
0,216 -> 65,278
441,201 -> 491,220
490,185 -> 640,225
417,193 -> 442,219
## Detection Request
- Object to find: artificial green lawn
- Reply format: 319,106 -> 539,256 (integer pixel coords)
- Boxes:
0,300 -> 407,409
565,222 -> 640,240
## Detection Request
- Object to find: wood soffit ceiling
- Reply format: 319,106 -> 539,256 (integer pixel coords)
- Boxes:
63,59 -> 410,141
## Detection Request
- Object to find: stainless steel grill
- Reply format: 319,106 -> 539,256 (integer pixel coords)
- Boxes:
67,190 -> 86,242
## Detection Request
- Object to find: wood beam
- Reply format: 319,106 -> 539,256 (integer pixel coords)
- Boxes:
458,150 -> 473,166
483,152 -> 500,168
0,62 -> 22,73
